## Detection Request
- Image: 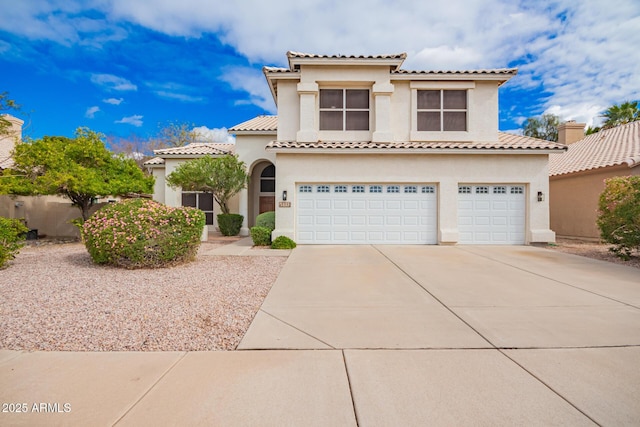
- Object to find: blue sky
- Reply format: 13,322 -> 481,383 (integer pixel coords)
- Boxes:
1,0 -> 639,143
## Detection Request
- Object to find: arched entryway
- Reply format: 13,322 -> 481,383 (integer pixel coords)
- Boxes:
248,161 -> 276,227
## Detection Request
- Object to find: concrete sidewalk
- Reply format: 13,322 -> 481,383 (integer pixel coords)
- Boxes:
1,245 -> 639,426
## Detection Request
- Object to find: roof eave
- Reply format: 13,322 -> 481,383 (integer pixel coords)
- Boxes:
230,130 -> 278,136
287,52 -> 407,70
266,147 -> 566,155
391,71 -> 517,85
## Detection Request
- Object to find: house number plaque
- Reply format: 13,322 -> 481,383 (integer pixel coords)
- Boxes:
279,201 -> 291,208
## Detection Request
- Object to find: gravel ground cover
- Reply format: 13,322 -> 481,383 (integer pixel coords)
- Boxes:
545,238 -> 640,269
0,242 -> 286,351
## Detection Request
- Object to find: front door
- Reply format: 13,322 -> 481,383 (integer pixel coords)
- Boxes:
259,196 -> 275,214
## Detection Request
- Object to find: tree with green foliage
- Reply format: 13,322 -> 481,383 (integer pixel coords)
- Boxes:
0,92 -> 22,136
601,101 -> 640,129
597,176 -> 640,260
522,113 -> 560,142
0,128 -> 154,220
166,154 -> 248,215
585,125 -> 601,135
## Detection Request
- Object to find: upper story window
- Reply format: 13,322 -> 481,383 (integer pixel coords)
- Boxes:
319,89 -> 369,131
417,90 -> 467,131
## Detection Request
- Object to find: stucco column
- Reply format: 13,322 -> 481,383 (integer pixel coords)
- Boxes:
296,82 -> 318,142
372,82 -> 394,142
239,187 -> 249,236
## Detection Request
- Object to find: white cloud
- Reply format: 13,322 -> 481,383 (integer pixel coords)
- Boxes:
220,67 -> 276,113
146,81 -> 206,103
91,73 -> 137,91
103,97 -> 124,105
115,115 -> 143,127
192,126 -> 235,144
85,106 -> 100,118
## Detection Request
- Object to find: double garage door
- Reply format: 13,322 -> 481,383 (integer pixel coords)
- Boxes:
297,184 -> 437,244
296,183 -> 525,245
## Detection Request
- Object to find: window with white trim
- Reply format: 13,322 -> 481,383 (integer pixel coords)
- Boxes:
317,185 -> 330,193
352,185 -> 365,193
459,186 -> 471,194
369,185 -> 382,193
299,185 -> 312,193
319,89 -> 369,131
422,186 -> 435,194
476,186 -> 489,194
493,186 -> 506,194
387,185 -> 400,193
334,185 -> 347,193
417,90 -> 467,131
510,186 -> 524,194
182,192 -> 214,225
404,186 -> 417,193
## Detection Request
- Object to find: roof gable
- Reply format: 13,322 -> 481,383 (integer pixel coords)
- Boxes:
549,121 -> 640,176
229,115 -> 278,133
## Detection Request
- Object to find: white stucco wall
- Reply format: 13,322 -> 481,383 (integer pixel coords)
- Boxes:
274,65 -> 501,144
272,152 -> 554,244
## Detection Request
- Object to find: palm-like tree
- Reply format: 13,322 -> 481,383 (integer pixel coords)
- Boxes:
601,101 -> 640,129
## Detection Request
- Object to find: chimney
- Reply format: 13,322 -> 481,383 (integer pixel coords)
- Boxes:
558,120 -> 586,145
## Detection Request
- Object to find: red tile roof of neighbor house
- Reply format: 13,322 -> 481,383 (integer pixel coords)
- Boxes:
228,115 -> 278,132
549,121 -> 640,177
266,133 -> 566,151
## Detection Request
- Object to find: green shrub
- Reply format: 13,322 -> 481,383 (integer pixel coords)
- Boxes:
256,211 -> 275,231
217,213 -> 243,236
82,199 -> 205,268
271,235 -> 297,249
597,176 -> 640,260
0,217 -> 29,269
250,226 -> 272,246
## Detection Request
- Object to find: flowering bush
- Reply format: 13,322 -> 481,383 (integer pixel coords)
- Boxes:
82,199 -> 205,268
597,176 -> 640,260
0,217 -> 29,269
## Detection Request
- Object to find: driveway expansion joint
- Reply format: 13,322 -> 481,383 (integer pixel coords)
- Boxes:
256,308 -> 336,349
112,352 -> 188,426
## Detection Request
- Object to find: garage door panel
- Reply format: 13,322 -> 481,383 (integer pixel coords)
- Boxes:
458,184 -> 525,245
297,183 -> 437,244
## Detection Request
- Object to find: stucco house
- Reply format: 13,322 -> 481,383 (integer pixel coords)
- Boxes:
147,51 -> 566,245
550,120 -> 640,240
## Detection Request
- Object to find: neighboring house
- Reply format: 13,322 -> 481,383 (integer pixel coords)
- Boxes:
148,51 -> 566,245
549,120 -> 640,240
0,114 -> 106,237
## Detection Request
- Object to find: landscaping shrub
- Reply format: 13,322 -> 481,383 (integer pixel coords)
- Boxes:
82,199 -> 205,268
0,217 -> 29,269
250,226 -> 272,246
271,235 -> 297,249
217,213 -> 243,236
256,211 -> 275,231
597,176 -> 640,260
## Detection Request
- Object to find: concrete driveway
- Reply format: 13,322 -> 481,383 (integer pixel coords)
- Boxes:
2,244 -> 639,426
236,245 -> 640,425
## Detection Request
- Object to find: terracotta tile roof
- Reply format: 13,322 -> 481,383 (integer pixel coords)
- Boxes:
229,115 -> 278,132
550,121 -> 640,176
266,133 -> 566,151
263,66 -> 297,74
143,156 -> 165,166
287,51 -> 407,60
393,68 -> 517,76
153,143 -> 235,156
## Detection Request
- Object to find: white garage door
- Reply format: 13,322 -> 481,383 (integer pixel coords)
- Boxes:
458,184 -> 526,244
297,184 -> 437,244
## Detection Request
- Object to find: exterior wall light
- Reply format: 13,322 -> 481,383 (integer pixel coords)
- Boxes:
537,191 -> 544,202
282,190 -> 287,201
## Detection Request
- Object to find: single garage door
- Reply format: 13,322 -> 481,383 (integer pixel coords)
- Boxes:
458,184 -> 525,244
297,184 -> 437,244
